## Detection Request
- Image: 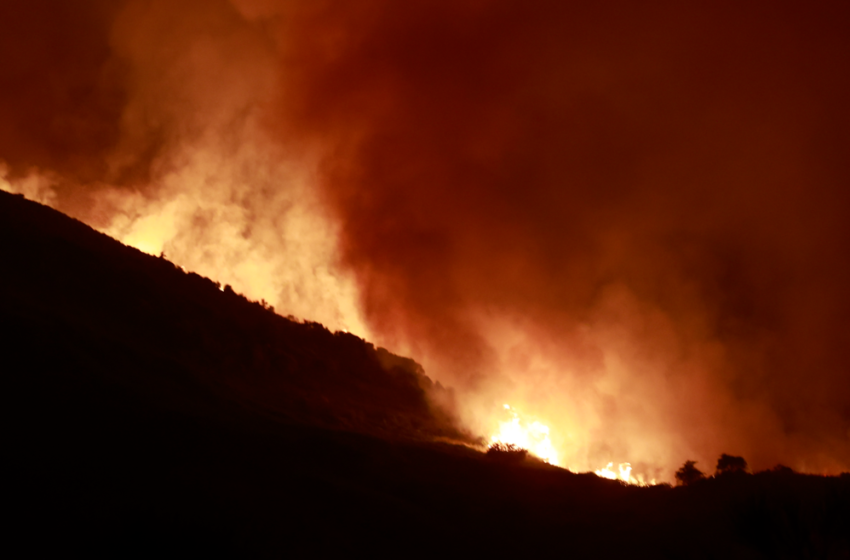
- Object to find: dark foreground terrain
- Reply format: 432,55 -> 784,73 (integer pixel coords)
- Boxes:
2,190 -> 848,558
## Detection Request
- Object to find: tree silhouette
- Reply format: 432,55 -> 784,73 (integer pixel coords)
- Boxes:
715,454 -> 748,475
675,460 -> 705,486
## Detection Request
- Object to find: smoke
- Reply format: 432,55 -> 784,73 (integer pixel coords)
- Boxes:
2,0 -> 848,478
270,0 -> 850,477
0,0 -> 366,333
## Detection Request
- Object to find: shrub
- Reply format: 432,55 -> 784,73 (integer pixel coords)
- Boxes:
487,442 -> 528,463
769,464 -> 794,475
675,460 -> 705,486
715,453 -> 748,476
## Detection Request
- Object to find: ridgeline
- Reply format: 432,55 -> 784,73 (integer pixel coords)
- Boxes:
2,190 -> 848,557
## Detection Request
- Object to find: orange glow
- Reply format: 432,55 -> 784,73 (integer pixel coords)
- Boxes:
489,404 -> 558,465
595,462 -> 634,483
594,462 -> 657,486
2,0 -> 848,482
0,163 -> 57,207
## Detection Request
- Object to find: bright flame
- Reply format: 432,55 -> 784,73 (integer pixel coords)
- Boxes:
595,462 -> 633,483
594,462 -> 656,485
489,404 -> 559,465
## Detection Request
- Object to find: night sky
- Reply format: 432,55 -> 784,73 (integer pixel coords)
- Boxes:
2,0 -> 848,479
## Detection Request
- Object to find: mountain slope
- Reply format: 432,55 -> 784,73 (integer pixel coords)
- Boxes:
2,190 -> 848,557
0,189 -> 460,441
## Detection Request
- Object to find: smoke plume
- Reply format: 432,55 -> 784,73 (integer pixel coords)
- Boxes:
2,0 -> 848,478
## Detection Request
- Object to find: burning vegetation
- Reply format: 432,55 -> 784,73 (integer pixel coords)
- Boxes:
2,190 -> 849,556
1,0 -> 849,482
486,442 -> 529,463
2,1 -> 850,553
488,404 -> 558,466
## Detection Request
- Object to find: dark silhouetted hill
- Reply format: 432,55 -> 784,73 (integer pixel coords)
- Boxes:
0,190 -> 461,441
2,190 -> 848,558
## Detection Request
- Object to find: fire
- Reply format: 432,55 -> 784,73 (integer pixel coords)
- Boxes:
487,405 -> 657,483
489,404 -> 559,465
594,462 -> 656,486
594,462 -> 634,483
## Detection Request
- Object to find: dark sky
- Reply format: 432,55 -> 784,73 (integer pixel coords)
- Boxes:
2,0 -> 848,477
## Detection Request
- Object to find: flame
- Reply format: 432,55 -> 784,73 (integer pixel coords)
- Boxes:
594,462 -> 633,483
487,405 -> 660,483
594,462 -> 656,486
489,404 -> 559,465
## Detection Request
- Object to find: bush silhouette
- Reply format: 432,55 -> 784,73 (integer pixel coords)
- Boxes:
715,453 -> 748,475
487,443 -> 528,463
769,464 -> 794,475
675,460 -> 705,486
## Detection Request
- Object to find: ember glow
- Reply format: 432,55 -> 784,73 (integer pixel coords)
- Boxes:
595,463 -> 632,483
490,403 -> 658,484
593,462 -> 656,486
2,0 -> 849,481
593,462 -> 657,486
490,404 -> 558,466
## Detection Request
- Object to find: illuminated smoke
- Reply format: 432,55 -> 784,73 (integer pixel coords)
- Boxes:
271,0 -> 850,479
490,404 -> 558,466
2,0 -> 849,480
1,0 -> 367,334
0,163 -> 58,207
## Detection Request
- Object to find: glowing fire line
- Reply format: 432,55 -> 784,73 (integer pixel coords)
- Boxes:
489,404 -> 655,485
594,462 -> 634,483
490,404 -> 559,465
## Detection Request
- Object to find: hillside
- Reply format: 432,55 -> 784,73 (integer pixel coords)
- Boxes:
2,190 -> 848,557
